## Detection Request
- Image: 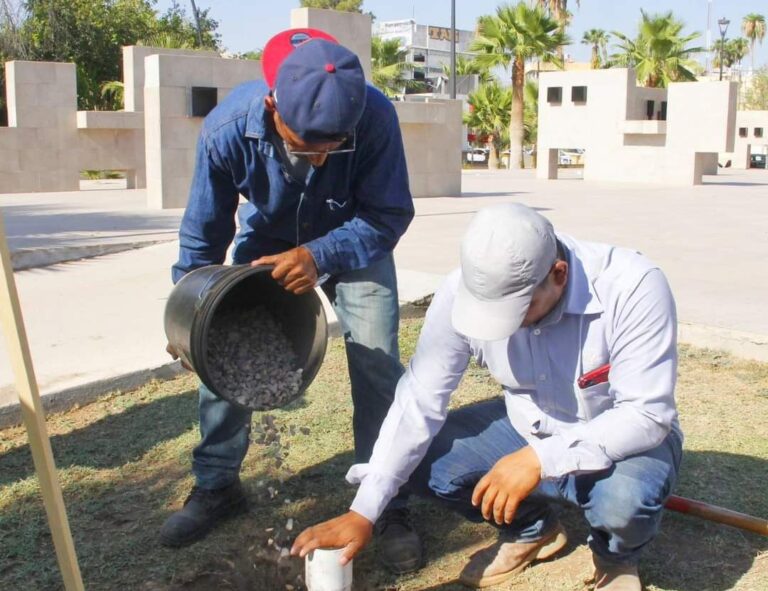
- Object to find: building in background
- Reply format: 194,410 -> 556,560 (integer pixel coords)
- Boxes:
374,19 -> 476,92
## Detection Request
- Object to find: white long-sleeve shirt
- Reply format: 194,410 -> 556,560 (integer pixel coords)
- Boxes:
346,234 -> 681,524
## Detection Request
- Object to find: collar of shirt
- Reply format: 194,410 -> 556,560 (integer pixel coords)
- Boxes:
560,234 -> 604,317
244,93 -> 269,139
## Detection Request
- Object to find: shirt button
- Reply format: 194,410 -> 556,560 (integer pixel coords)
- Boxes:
539,374 -> 547,382
533,328 -> 541,336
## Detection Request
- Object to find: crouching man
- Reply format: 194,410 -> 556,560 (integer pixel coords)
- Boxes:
291,203 -> 683,590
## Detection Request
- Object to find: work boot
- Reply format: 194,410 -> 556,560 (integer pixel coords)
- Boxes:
374,507 -> 424,574
159,480 -> 247,547
459,522 -> 568,588
592,554 -> 641,591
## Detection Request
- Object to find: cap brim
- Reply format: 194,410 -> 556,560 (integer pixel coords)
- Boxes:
262,28 -> 338,88
451,279 -> 534,341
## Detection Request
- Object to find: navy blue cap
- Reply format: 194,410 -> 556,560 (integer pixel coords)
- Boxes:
272,39 -> 367,142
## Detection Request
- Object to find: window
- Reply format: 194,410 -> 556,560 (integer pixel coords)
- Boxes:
646,100 -> 655,120
659,101 -> 667,121
755,128 -> 764,138
739,127 -> 748,138
413,53 -> 426,63
571,86 -> 587,103
191,87 -> 217,118
413,70 -> 426,81
547,86 -> 562,104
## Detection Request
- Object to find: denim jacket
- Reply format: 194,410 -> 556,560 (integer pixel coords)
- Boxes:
172,80 -> 414,283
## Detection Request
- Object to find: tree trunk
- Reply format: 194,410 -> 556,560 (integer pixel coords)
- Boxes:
508,57 -> 525,169
591,45 -> 599,69
487,142 -> 499,170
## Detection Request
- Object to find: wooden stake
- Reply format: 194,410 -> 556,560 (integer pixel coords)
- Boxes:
0,212 -> 84,590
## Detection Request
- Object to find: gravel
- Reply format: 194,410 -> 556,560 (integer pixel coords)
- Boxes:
206,306 -> 303,410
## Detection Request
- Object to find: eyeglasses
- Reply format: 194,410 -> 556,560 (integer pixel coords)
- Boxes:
285,130 -> 356,157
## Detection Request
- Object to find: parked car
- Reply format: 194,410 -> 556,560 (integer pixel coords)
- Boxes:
466,148 -> 488,163
750,153 -> 767,169
559,148 -> 585,166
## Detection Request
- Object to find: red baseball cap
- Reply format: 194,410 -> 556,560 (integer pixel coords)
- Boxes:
262,28 -> 339,89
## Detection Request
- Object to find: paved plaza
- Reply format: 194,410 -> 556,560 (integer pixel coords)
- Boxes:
1,168 -> 767,424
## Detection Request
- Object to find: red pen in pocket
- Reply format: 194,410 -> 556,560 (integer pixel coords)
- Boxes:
577,363 -> 611,389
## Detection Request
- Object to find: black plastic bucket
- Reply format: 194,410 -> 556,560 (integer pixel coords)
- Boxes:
164,264 -> 328,410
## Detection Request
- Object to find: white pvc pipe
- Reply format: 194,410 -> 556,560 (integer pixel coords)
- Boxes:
305,548 -> 353,591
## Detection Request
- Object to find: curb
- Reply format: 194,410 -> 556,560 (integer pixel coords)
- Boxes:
11,240 -> 174,270
0,362 -> 187,429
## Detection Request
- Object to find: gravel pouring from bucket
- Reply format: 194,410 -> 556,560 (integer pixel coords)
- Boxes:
164,264 -> 328,411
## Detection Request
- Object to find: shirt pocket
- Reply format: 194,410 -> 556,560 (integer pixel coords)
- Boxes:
577,382 -> 613,421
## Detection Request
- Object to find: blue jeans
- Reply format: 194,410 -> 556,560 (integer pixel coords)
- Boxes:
406,398 -> 683,565
192,254 -> 405,500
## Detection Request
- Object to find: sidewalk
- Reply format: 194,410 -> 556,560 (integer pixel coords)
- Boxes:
2,168 -> 767,426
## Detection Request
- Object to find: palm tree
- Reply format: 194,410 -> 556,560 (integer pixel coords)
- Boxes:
471,2 -> 567,169
536,1 -> 579,31
712,37 -> 750,71
138,31 -> 197,49
464,81 -> 512,169
441,55 -> 495,85
742,13 -> 766,72
371,36 -> 414,98
582,28 -> 609,68
523,79 -> 539,161
610,10 -> 703,88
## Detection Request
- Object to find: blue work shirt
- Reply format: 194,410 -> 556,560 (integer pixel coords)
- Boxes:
172,80 -> 414,283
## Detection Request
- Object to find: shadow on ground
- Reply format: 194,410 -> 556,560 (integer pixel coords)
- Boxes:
3,203 -> 182,251
1,400 -> 766,591
0,389 -> 200,486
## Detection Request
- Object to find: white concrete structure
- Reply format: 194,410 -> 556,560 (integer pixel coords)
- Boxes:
536,68 -> 737,185
721,111 -> 768,169
1,8 -> 462,205
144,54 -> 262,208
395,99 -> 463,197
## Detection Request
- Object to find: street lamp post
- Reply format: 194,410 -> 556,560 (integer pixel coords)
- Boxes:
450,0 -> 456,99
718,17 -> 730,81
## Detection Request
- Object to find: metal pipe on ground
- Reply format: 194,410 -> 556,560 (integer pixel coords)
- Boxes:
581,363 -> 768,537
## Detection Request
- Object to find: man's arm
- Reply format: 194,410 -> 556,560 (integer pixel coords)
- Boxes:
528,268 -> 679,478
171,135 -> 240,284
303,95 -> 415,277
291,272 -> 471,558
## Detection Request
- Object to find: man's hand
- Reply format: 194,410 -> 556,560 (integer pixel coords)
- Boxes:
252,247 -> 318,295
472,446 -> 542,526
290,511 -> 373,564
166,343 -> 193,371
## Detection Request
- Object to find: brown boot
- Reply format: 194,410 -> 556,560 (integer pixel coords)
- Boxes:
458,522 -> 568,588
592,554 -> 641,591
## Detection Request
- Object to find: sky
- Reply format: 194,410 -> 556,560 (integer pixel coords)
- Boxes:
157,1 -> 768,68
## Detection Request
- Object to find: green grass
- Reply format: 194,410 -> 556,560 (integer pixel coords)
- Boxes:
1,309 -> 766,590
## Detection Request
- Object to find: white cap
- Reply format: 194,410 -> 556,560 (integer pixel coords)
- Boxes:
452,203 -> 557,340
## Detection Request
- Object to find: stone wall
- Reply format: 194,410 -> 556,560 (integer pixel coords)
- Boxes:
1,8 -> 463,206
536,68 -> 737,185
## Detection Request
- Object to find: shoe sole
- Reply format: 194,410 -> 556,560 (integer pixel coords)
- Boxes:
460,525 -> 569,589
381,554 -> 425,575
159,497 -> 248,548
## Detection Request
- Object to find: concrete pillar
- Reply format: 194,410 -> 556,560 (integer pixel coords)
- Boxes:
3,61 -> 79,192
144,53 -> 262,209
537,148 -> 558,180
290,8 -> 372,80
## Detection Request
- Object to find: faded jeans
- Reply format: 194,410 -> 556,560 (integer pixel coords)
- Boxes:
192,253 -> 405,506
406,398 -> 683,565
